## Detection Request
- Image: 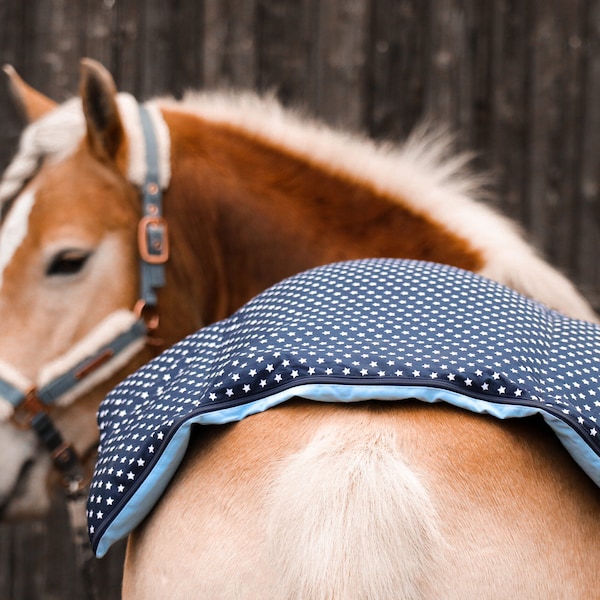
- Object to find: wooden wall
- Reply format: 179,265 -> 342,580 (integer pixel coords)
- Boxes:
0,0 -> 598,597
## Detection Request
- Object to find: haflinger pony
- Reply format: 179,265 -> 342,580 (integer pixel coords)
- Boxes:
0,58 -> 597,599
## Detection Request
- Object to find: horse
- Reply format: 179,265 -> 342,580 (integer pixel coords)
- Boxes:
0,58 -> 597,598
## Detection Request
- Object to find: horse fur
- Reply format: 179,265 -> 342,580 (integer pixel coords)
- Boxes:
122,401 -> 600,599
264,422 -> 443,600
0,74 -> 596,321
156,91 -> 597,322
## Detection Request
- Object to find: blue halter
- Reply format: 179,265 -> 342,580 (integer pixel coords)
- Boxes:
0,102 -> 168,492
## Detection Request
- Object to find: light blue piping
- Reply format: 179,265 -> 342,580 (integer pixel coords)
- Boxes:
94,383 -> 600,556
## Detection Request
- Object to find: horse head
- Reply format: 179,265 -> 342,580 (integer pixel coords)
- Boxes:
0,60 -> 179,517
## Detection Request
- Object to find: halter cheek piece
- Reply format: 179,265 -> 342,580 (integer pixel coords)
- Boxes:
0,102 -> 168,496
135,102 -> 169,339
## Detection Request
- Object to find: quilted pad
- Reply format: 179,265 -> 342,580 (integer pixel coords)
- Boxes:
87,259 -> 600,557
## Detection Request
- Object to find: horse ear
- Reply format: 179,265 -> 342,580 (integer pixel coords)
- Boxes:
79,58 -> 124,162
3,65 -> 57,122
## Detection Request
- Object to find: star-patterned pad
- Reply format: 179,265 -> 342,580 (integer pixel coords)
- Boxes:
88,259 -> 600,556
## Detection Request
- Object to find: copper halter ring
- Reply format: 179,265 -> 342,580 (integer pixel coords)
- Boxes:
11,387 -> 86,497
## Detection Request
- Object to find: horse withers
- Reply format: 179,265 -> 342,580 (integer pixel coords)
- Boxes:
0,59 -> 597,598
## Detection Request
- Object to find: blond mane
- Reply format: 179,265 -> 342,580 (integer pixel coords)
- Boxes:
2,89 -> 484,209
156,92 -> 529,281
160,90 -> 487,199
0,98 -> 84,206
1,88 -> 596,322
0,93 -> 168,209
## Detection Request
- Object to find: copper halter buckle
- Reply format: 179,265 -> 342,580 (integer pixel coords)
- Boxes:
11,387 -> 47,429
138,216 -> 169,264
11,390 -> 87,495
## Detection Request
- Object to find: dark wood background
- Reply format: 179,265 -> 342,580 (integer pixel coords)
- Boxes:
0,0 -> 598,598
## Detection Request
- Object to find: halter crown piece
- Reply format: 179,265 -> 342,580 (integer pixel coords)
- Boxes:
0,101 -> 169,492
135,104 -> 169,331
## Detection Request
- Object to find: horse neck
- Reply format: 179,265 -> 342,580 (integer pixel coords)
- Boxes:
160,107 -> 483,324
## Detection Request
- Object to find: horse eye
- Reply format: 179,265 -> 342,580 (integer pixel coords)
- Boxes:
46,249 -> 91,276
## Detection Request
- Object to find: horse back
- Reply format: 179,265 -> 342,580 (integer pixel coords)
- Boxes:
123,401 -> 600,599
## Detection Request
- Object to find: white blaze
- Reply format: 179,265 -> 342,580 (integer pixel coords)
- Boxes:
0,188 -> 36,288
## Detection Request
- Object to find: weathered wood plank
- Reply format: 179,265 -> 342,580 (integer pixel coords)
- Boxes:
425,0 -> 476,136
79,0 -> 119,77
311,0 -> 370,130
366,0 -> 428,141
168,0 -> 205,96
25,0 -> 83,101
203,0 -> 257,89
525,0 -> 586,265
577,0 -> 600,305
255,0 -> 315,107
0,0 -> 27,169
0,499 -> 124,599
487,0 -> 531,220
136,0 -> 175,99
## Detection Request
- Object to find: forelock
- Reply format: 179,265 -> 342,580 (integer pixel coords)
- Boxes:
0,98 -> 85,207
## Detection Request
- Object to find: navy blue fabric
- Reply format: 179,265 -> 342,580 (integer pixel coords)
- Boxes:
88,259 -> 600,556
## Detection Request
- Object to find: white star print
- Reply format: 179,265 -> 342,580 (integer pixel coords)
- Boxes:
90,259 -> 600,554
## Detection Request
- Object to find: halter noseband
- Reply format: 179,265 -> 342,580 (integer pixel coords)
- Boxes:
0,101 -> 168,494
1,318 -> 148,492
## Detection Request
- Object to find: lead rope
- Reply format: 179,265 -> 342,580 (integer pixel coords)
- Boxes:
8,315 -> 149,598
29,408 -> 98,600
67,491 -> 98,600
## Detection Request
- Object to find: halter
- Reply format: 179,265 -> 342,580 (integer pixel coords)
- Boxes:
0,102 -> 169,595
